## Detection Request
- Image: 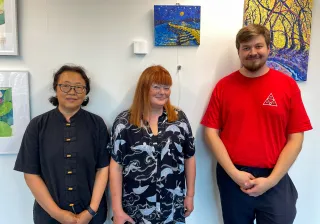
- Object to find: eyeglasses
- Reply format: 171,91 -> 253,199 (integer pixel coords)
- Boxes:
57,84 -> 86,94
151,84 -> 171,93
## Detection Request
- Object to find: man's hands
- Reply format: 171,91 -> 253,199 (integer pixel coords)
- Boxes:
231,169 -> 275,197
231,170 -> 255,189
241,177 -> 275,197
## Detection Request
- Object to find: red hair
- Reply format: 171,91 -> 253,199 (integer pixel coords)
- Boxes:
129,65 -> 178,127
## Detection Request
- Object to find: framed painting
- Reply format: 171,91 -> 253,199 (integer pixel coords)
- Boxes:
243,0 -> 314,81
0,0 -> 18,55
0,71 -> 30,154
154,5 -> 201,46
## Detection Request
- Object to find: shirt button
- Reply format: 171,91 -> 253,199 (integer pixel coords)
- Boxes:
66,123 -> 71,126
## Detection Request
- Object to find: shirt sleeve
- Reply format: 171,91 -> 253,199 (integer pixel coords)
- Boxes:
14,118 -> 41,175
179,110 -> 195,159
109,115 -> 128,166
287,81 -> 313,134
201,85 -> 222,129
96,118 -> 111,169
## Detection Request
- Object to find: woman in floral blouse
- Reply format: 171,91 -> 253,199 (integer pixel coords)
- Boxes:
109,65 -> 196,224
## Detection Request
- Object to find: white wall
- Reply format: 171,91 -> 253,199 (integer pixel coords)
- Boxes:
0,0 -> 319,223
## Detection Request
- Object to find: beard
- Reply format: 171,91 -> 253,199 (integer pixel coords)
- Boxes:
242,56 -> 267,72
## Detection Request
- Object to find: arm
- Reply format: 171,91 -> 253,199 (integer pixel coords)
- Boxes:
204,127 -> 236,177
242,133 -> 304,197
110,158 -> 135,224
204,127 -> 255,188
90,122 -> 111,211
110,158 -> 123,214
77,166 -> 109,223
89,166 -> 109,212
269,133 -> 304,185
184,156 -> 196,217
185,156 -> 196,197
24,174 -> 77,224
78,121 -> 111,223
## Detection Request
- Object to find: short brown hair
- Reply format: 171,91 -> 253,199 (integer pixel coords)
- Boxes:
236,24 -> 270,50
129,65 -> 178,127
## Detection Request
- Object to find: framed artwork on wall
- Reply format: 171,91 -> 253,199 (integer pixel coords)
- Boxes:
0,0 -> 18,55
154,5 -> 201,46
243,0 -> 314,81
0,71 -> 30,154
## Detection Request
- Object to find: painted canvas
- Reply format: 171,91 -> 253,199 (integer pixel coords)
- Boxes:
0,71 -> 30,154
0,0 -> 5,47
0,0 -> 5,25
243,0 -> 314,81
154,5 -> 201,46
0,0 -> 18,55
0,87 -> 13,137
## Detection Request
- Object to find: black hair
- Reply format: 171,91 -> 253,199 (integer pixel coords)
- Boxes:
49,64 -> 91,106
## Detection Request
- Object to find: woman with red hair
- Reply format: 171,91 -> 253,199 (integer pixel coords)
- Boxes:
109,65 -> 196,224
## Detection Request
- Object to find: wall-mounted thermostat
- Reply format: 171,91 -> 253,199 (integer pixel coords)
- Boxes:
133,40 -> 148,55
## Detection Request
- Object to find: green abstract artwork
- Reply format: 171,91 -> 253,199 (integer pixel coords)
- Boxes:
0,87 -> 13,137
0,0 -> 5,25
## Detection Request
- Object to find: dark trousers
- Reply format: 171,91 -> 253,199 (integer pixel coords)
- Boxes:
216,163 -> 298,224
33,201 -> 107,224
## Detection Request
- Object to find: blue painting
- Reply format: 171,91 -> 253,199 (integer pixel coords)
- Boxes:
0,87 -> 13,137
154,5 -> 201,46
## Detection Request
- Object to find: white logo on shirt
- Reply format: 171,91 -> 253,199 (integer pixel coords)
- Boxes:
263,93 -> 277,107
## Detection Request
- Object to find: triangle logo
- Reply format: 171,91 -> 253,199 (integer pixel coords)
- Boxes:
263,93 -> 277,107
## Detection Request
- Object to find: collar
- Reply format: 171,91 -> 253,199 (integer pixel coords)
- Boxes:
54,107 -> 83,123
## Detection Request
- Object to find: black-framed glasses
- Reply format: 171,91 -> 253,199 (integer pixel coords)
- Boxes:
57,84 -> 86,94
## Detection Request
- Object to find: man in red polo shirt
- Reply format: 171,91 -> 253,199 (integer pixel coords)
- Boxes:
201,24 -> 312,224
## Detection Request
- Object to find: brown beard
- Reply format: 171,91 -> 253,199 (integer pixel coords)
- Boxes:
243,59 -> 266,72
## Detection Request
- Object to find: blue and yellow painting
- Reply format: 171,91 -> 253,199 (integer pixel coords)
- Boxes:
244,0 -> 314,81
0,87 -> 13,137
154,5 -> 201,46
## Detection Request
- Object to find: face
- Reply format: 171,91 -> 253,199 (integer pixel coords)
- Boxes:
149,83 -> 171,109
56,71 -> 87,112
238,35 -> 270,72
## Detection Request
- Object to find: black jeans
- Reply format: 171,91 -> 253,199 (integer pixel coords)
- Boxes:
217,163 -> 298,224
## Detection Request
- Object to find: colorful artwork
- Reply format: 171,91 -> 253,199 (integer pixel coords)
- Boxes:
154,5 -> 201,46
0,0 -> 5,25
0,71 -> 30,154
0,0 -> 5,45
243,0 -> 314,81
0,0 -> 18,55
0,88 -> 13,137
